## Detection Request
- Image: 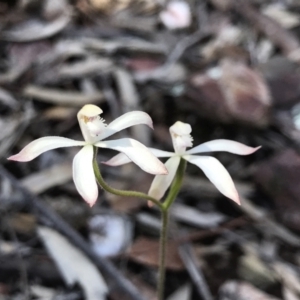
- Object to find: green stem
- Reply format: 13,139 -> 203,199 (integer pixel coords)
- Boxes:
92,147 -> 164,209
158,209 -> 169,300
157,158 -> 186,300
163,159 -> 187,210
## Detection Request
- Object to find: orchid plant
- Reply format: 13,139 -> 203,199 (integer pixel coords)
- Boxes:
8,106 -> 260,300
8,104 -> 167,206
103,120 -> 260,299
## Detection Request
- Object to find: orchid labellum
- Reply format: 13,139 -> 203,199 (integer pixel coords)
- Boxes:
8,105 -> 167,206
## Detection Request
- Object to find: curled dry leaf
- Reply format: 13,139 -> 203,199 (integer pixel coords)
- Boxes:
188,60 -> 271,127
219,60 -> 271,125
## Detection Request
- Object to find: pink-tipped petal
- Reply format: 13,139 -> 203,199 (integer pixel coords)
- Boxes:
103,147 -> 173,166
8,137 -> 86,162
148,156 -> 180,200
95,138 -> 168,175
183,155 -> 240,205
186,139 -> 261,155
73,145 -> 98,206
97,111 -> 153,140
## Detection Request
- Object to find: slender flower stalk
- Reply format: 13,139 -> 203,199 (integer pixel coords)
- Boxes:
92,147 -> 164,209
157,158 -> 186,300
8,104 -> 167,206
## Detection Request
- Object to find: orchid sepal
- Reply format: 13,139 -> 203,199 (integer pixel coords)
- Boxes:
148,155 -> 181,200
183,154 -> 240,204
7,137 -> 86,162
95,138 -> 168,175
103,148 -> 174,167
185,139 -> 261,155
73,145 -> 98,206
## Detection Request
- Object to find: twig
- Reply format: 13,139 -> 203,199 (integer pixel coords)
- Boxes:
170,213 -> 213,300
178,242 -> 213,300
176,216 -> 249,244
0,165 -> 146,300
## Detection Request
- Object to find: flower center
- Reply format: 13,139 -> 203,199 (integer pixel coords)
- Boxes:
170,121 -> 193,154
77,104 -> 107,143
82,115 -> 107,137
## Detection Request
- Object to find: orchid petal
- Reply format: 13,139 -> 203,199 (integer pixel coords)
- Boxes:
186,139 -> 261,155
73,145 -> 98,206
148,148 -> 175,157
148,156 -> 180,200
8,137 -> 85,162
183,155 -> 240,204
97,111 -> 153,140
103,147 -> 174,166
95,138 -> 168,175
103,153 -> 132,166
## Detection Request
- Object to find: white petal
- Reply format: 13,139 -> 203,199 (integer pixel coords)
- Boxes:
148,156 -> 180,200
183,155 -> 240,204
97,111 -> 153,140
73,145 -> 98,206
103,153 -> 132,166
95,138 -> 168,175
103,147 -> 174,166
148,148 -> 175,157
186,139 -> 261,155
8,137 -> 85,162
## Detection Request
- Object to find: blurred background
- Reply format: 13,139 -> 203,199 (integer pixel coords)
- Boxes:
1,0 -> 300,299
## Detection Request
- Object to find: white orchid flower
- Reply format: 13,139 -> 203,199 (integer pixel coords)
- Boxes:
8,104 -> 167,206
104,121 -> 260,205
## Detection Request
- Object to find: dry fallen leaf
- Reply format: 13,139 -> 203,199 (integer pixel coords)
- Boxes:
38,226 -> 108,300
127,237 -> 184,271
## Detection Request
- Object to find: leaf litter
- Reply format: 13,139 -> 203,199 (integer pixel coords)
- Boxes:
2,0 -> 300,299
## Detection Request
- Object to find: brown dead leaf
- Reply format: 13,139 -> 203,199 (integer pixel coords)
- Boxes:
188,60 -> 271,127
220,59 -> 271,126
127,237 -> 184,271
